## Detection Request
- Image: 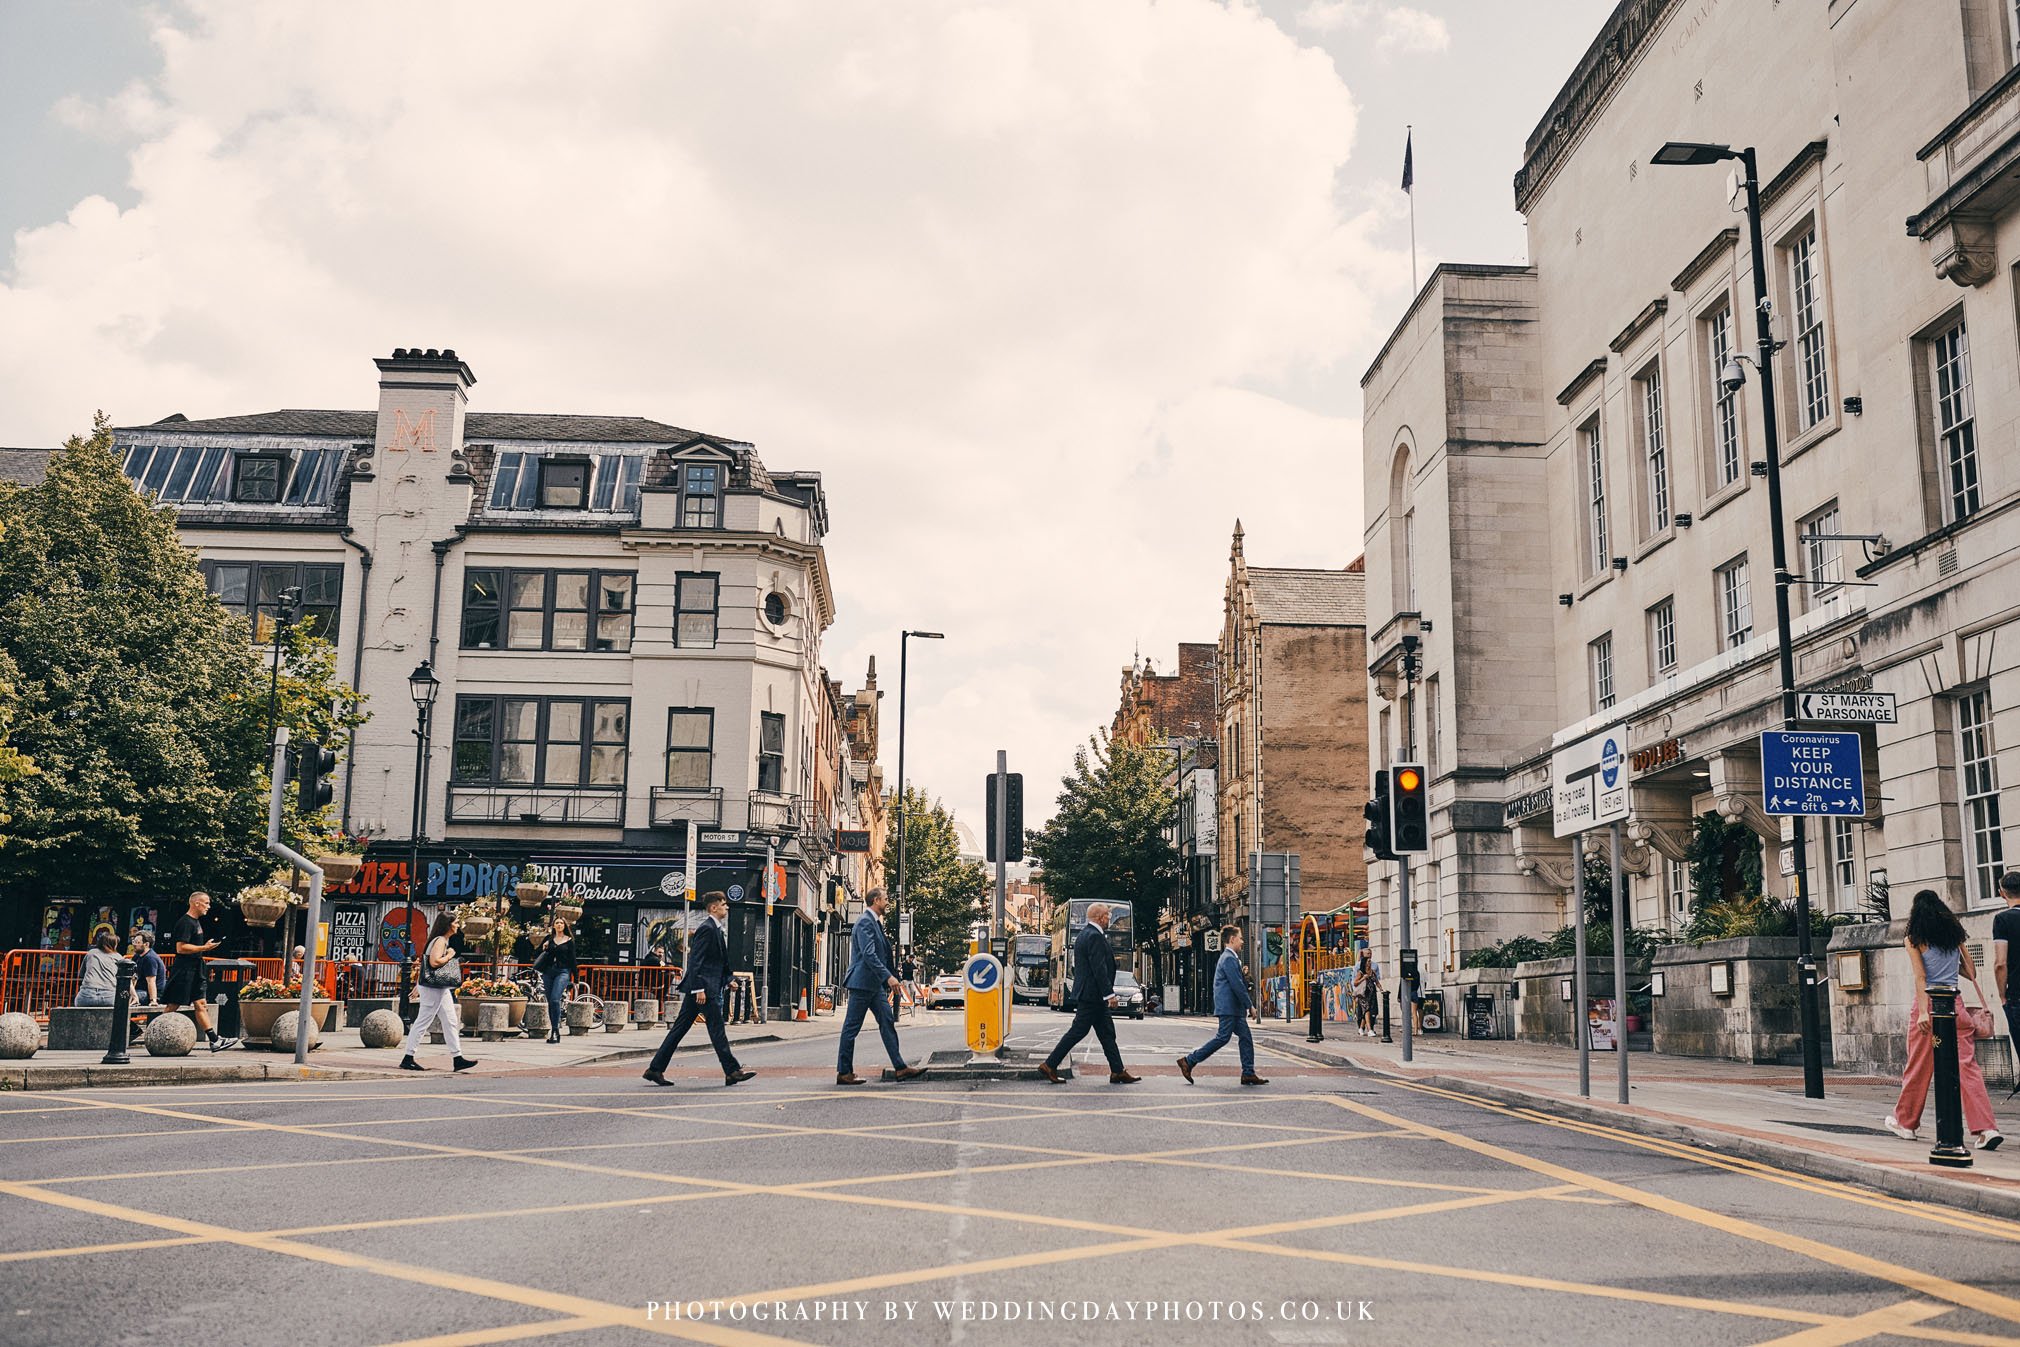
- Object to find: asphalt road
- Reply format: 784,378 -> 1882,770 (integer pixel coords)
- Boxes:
4,1007 -> 2019,1347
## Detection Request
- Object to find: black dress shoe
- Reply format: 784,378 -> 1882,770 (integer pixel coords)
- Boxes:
642,1070 -> 671,1086
400,1056 -> 425,1072
725,1069 -> 756,1086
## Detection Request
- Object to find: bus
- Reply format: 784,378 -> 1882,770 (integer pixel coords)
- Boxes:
1046,899 -> 1136,1009
1010,934 -> 1051,1005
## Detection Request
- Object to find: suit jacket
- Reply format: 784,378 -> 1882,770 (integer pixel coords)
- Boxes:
844,911 -> 897,992
1071,922 -> 1117,1010
677,918 -> 729,998
1212,948 -> 1253,1017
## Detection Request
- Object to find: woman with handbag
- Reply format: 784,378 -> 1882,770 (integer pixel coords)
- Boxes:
401,911 -> 477,1073
530,915 -> 576,1045
1885,889 -> 2000,1148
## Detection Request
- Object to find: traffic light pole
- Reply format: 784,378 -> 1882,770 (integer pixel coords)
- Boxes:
994,750 -> 1008,941
1398,856 -> 1413,1064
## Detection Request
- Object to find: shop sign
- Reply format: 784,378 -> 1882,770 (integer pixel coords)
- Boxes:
1631,738 -> 1685,775
837,830 -> 871,853
329,906 -> 372,964
528,856 -> 772,905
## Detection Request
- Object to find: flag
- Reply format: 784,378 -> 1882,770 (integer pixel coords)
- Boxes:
1401,129 -> 1414,194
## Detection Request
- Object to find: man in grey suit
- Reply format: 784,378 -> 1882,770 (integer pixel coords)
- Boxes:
1177,925 -> 1268,1086
837,889 -> 927,1085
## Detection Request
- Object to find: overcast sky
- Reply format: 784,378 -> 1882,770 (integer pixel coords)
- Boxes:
0,0 -> 1614,837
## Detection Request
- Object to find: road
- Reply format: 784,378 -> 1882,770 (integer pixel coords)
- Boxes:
3,1008 -> 2019,1347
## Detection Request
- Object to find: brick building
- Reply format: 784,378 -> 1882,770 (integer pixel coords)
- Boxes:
1112,644 -> 1217,747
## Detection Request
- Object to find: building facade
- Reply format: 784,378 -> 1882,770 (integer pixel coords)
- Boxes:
1361,0 -> 2020,1005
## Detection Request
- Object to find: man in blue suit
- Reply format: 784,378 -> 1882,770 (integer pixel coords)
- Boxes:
1038,903 -> 1139,1084
1177,925 -> 1268,1087
837,889 -> 927,1085
644,892 -> 756,1088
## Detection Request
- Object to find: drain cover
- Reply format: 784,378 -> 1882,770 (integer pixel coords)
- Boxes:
1768,1120 -> 1894,1136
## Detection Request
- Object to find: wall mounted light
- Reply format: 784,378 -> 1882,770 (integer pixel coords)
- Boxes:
1675,512 -> 1693,529
1612,557 -> 1629,572
1843,395 -> 1863,416
1558,593 -> 1574,607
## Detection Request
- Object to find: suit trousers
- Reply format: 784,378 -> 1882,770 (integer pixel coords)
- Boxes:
1184,1013 -> 1254,1073
838,986 -> 907,1074
1045,1002 -> 1124,1073
648,989 -> 742,1077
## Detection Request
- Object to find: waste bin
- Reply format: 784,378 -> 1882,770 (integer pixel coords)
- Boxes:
1417,989 -> 1446,1033
205,959 -> 257,1039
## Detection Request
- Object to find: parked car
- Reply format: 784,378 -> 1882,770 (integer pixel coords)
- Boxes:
1113,971 -> 1146,1019
924,975 -> 965,1009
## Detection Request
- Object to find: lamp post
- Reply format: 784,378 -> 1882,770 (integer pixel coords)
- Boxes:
1652,140 -> 1825,1100
894,630 -> 944,964
402,659 -> 441,1027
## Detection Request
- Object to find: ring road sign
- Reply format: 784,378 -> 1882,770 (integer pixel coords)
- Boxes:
1551,724 -> 1629,837
1761,730 -> 1866,817
1796,691 -> 1896,724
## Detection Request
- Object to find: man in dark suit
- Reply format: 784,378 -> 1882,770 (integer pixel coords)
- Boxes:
837,889 -> 927,1085
1177,925 -> 1268,1086
1038,903 -> 1139,1084
643,892 -> 756,1087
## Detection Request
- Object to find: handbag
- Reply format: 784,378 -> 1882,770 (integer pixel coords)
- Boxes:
418,945 -> 462,990
1965,1005 -> 1996,1040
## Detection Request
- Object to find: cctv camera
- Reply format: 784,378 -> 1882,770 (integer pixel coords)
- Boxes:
1720,359 -> 1747,394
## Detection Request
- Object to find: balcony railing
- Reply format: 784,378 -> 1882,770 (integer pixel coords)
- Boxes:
747,789 -> 803,836
650,785 -> 724,829
447,785 -> 624,826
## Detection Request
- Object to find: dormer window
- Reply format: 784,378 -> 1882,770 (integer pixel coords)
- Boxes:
539,457 -> 591,509
231,453 -> 286,504
681,463 -> 722,528
487,451 -> 644,514
121,444 -> 346,507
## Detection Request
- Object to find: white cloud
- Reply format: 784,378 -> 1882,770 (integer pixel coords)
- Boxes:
1295,1 -> 1450,56
0,0 -> 1395,829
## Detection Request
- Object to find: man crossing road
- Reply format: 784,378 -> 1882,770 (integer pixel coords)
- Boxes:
1177,925 -> 1268,1087
643,892 -> 755,1088
1038,902 -> 1138,1085
836,889 -> 926,1085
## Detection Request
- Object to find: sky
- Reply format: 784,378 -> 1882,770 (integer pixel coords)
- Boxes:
0,0 -> 1616,837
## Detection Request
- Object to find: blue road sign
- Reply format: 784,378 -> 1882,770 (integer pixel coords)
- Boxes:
1760,730 -> 1865,817
964,956 -> 1001,993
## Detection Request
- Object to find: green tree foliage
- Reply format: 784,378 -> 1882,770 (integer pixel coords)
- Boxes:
0,517 -> 37,824
0,417 -> 367,902
881,784 -> 987,975
1027,731 -> 1178,941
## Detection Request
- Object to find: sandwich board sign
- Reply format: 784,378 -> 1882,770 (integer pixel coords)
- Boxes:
1552,725 -> 1629,837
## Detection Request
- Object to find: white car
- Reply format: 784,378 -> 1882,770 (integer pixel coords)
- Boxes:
924,975 -> 965,1009
1113,971 -> 1146,1020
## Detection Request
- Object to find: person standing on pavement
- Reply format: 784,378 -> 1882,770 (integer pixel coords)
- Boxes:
1991,871 -> 2020,1052
158,892 -> 240,1052
1038,903 -> 1139,1085
836,889 -> 927,1085
1885,889 -> 2001,1149
531,915 -> 576,1045
643,892 -> 756,1088
401,910 -> 477,1073
1177,926 -> 1268,1087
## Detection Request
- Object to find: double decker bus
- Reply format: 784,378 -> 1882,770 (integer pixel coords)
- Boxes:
1046,899 -> 1136,1009
1010,934 -> 1051,1005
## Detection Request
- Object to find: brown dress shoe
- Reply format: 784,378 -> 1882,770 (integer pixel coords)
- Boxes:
1110,1070 -> 1142,1084
836,1072 -> 867,1085
725,1069 -> 756,1086
1241,1073 -> 1269,1086
1037,1063 -> 1065,1084
1176,1057 -> 1194,1085
893,1066 -> 928,1081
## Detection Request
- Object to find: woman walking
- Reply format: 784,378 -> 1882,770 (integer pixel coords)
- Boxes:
401,911 -> 477,1073
531,914 -> 577,1045
1885,889 -> 2001,1149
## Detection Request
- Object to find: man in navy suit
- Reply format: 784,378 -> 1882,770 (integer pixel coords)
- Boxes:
837,889 -> 927,1085
644,891 -> 756,1087
1038,903 -> 1139,1084
1177,925 -> 1268,1086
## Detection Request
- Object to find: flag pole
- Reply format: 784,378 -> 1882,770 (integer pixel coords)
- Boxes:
1405,125 -> 1418,291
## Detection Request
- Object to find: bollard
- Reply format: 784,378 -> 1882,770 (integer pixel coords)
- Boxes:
101,957 -> 137,1065
1929,987 -> 1973,1169
398,955 -> 415,1028
1306,978 -> 1323,1043
1380,991 -> 1392,1044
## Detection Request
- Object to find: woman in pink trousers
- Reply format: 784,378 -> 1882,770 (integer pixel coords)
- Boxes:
1885,889 -> 2001,1149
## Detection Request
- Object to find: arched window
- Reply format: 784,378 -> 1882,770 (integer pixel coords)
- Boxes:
1389,442 -> 1416,612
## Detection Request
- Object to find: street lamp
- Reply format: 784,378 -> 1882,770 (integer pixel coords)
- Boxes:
894,630 -> 944,965
401,659 -> 441,1026
1653,139 -> 1825,1100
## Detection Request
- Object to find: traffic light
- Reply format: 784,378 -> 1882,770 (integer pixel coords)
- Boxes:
296,741 -> 337,814
1389,762 -> 1429,854
1362,770 -> 1395,862
986,771 -> 1024,862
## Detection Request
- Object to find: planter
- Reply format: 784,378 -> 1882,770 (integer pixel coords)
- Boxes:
1652,937 -> 1831,1065
565,1000 -> 596,1035
603,1000 -> 630,1032
515,882 -> 550,907
241,998 -> 338,1044
240,894 -> 292,928
315,853 -> 364,885
554,902 -> 584,925
457,994 -> 527,1031
461,914 -> 496,942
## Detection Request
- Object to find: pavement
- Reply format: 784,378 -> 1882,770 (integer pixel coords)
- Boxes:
5,1009 -> 2020,1347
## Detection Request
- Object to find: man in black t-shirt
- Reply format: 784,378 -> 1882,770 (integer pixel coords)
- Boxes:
160,891 -> 240,1052
1993,872 -> 2020,1047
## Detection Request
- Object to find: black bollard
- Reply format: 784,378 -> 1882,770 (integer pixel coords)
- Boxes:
1307,978 -> 1324,1043
1928,988 -> 1973,1168
398,954 -> 415,1028
1380,990 -> 1393,1044
101,957 -> 136,1065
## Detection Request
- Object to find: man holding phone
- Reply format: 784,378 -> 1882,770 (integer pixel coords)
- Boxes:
159,891 -> 240,1052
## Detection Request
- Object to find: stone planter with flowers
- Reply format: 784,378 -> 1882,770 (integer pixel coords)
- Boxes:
238,978 -> 338,1044
455,976 -> 528,1031
235,882 -> 298,930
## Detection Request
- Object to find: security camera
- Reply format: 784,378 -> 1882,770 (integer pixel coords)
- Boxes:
1720,359 -> 1747,394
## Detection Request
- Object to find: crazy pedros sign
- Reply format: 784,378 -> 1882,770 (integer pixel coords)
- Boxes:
327,856 -> 524,900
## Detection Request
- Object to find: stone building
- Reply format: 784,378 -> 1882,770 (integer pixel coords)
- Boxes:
1112,644 -> 1218,747
1361,0 -> 2020,1031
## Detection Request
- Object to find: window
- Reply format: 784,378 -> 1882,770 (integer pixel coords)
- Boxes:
487,451 -> 645,514
1786,227 -> 1831,431
460,569 -> 634,652
1931,318 -> 1980,522
1402,509 -> 1417,610
681,463 -> 722,528
200,561 -> 343,641
1424,675 -> 1441,779
675,573 -> 719,649
231,453 -> 285,504
1377,708 -> 1390,772
538,458 -> 590,509
1717,556 -> 1753,650
1666,855 -> 1689,922
1958,689 -> 2005,905
665,709 -> 713,788
1400,689 -> 1417,760
1589,633 -> 1615,711
757,712 -> 785,792
1705,302 -> 1743,489
1799,502 -> 1844,617
1581,417 -> 1608,576
1647,597 -> 1677,678
452,695 -> 629,790
1635,365 -> 1670,535
1831,818 -> 1858,911
763,592 -> 788,626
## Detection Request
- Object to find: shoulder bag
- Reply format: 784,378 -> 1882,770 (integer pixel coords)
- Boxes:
418,941 -> 463,990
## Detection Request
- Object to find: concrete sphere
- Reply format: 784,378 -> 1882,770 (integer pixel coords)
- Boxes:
0,1011 -> 39,1059
359,1008 -> 404,1048
270,1010 -> 318,1053
143,1014 -> 197,1057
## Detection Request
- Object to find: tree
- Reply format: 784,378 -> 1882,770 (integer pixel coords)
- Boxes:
881,784 -> 987,975
1027,730 -> 1178,940
0,416 -> 367,907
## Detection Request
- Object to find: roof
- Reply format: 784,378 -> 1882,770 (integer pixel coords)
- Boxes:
1247,567 -> 1366,627
0,449 -> 55,485
116,410 -> 736,446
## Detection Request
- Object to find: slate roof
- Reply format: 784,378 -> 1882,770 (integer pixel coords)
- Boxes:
117,410 -> 736,446
0,449 -> 55,485
1248,566 -> 1366,627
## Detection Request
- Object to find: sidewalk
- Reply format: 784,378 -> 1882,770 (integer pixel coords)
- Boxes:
1252,1020 -> 2020,1219
2,1010 -> 846,1091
